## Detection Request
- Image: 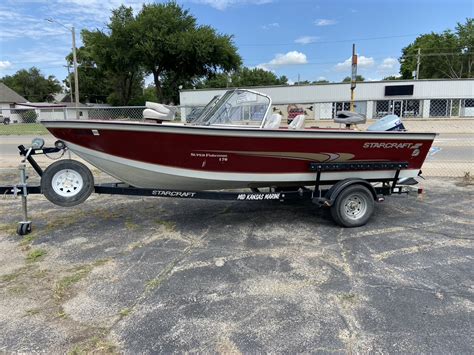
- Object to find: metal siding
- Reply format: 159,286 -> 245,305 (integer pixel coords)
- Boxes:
180,80 -> 474,106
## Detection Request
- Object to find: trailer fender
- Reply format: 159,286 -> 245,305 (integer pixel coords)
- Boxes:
313,178 -> 378,207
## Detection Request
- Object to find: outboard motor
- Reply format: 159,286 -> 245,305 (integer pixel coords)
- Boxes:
367,114 -> 406,131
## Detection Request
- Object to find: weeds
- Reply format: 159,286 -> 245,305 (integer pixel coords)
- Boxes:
26,249 -> 46,263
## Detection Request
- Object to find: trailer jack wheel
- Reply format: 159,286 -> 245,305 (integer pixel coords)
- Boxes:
330,184 -> 374,228
17,221 -> 32,236
41,160 -> 94,207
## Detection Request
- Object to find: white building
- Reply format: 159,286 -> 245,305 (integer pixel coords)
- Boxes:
179,79 -> 474,122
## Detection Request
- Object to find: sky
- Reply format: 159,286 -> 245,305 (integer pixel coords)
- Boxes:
0,0 -> 472,86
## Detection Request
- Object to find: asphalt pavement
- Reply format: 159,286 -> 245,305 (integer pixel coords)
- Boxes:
0,177 -> 472,353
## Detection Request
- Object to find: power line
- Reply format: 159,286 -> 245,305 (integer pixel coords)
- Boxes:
238,33 -> 423,47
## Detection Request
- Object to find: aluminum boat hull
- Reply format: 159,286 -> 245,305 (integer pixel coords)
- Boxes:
42,120 -> 436,190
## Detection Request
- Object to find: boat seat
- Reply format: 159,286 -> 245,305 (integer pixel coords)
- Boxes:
146,102 -> 172,115
143,101 -> 176,121
263,113 -> 282,129
143,108 -> 173,121
334,111 -> 366,126
289,114 -> 305,129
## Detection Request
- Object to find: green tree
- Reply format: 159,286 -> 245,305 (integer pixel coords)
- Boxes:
134,2 -> 241,102
400,18 -> 473,79
1,67 -> 61,102
65,47 -> 110,104
342,75 -> 365,82
382,75 -> 402,80
197,67 -> 288,88
79,6 -> 145,105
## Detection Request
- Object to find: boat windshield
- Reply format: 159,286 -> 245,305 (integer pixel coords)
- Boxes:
187,95 -> 220,123
192,90 -> 271,127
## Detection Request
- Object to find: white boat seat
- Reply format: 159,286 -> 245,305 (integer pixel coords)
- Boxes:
289,114 -> 305,129
143,108 -> 174,121
334,110 -> 366,125
263,113 -> 282,129
143,102 -> 176,121
146,102 -> 171,115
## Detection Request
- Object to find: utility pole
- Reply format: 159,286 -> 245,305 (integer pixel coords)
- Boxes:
415,48 -> 421,80
46,18 -> 80,118
350,43 -> 358,112
71,26 -> 80,117
63,65 -> 73,103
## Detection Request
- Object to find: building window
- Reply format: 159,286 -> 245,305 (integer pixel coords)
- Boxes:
429,99 -> 450,117
461,98 -> 474,117
375,100 -> 390,118
375,100 -> 421,118
403,100 -> 421,118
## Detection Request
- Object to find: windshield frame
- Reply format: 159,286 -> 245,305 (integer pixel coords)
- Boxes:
189,89 -> 272,128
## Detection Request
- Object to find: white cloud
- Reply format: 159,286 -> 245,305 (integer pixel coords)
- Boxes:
0,61 -> 12,70
317,76 -> 326,81
335,55 -> 375,71
191,0 -> 273,10
294,36 -> 319,44
314,19 -> 337,26
261,22 -> 279,30
258,51 -> 308,70
378,57 -> 398,70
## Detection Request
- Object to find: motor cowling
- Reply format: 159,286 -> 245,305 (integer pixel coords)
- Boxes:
367,114 -> 406,131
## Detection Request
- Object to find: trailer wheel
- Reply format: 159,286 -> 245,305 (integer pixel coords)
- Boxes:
330,184 -> 374,227
41,160 -> 94,207
17,222 -> 32,236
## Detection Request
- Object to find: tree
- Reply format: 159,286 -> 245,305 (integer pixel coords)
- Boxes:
382,75 -> 402,80
197,67 -> 288,89
65,47 -> 110,104
400,18 -> 473,79
1,67 -> 61,102
80,6 -> 145,105
134,2 -> 241,102
342,75 -> 365,82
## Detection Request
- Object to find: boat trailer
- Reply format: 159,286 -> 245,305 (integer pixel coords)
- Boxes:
1,141 -> 420,235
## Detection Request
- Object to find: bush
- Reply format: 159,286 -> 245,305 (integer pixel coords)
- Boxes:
20,110 -> 38,123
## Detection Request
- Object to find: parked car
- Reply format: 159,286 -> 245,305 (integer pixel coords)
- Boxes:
0,114 -> 11,125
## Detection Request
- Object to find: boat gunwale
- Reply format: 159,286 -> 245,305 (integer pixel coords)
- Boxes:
41,119 -> 438,140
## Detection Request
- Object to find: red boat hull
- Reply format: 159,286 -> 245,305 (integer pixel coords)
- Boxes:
43,120 -> 436,190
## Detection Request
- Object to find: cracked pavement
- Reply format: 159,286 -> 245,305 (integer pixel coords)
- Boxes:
0,175 -> 473,353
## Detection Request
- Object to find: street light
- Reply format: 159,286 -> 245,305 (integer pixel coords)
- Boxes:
46,18 -> 80,116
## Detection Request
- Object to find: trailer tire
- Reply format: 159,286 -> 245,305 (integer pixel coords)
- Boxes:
41,160 -> 94,207
330,184 -> 374,227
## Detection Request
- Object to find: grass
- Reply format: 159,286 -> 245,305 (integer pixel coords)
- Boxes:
155,219 -> 176,232
119,308 -> 131,317
26,249 -> 47,263
19,234 -> 37,247
68,334 -> 117,355
1,270 -> 23,282
54,265 -> 93,299
25,308 -> 41,316
0,123 -> 49,135
339,293 -> 356,303
54,259 -> 110,300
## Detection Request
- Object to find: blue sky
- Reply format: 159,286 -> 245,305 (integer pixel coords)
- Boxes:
0,0 -> 472,86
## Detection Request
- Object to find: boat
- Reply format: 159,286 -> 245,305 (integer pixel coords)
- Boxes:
41,89 -> 436,191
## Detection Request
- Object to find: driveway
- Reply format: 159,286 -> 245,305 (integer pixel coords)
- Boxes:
0,177 -> 473,353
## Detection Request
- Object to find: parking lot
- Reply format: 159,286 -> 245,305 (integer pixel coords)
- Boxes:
0,173 -> 472,353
